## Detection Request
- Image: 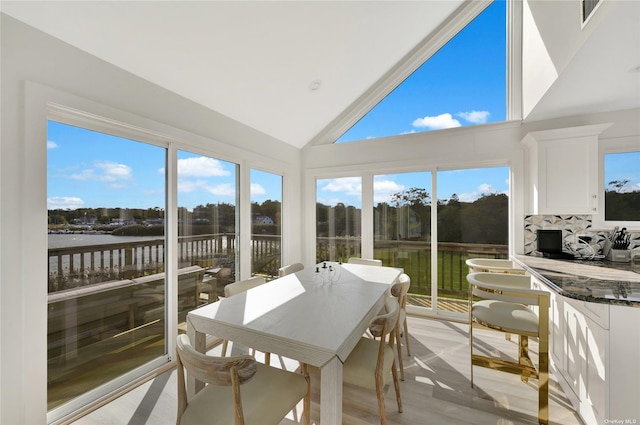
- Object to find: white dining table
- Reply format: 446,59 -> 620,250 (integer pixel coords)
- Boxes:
186,262 -> 402,425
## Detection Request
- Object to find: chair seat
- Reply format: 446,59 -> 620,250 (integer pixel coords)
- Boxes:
472,299 -> 539,335
343,337 -> 395,390
180,363 -> 307,425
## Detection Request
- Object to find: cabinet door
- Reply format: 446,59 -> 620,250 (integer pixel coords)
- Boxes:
564,298 -> 584,398
532,277 -> 564,369
584,315 -> 606,425
522,123 -> 611,215
537,138 -> 597,215
550,293 -> 564,369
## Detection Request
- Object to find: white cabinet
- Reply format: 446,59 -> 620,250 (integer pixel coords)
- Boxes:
522,123 -> 612,215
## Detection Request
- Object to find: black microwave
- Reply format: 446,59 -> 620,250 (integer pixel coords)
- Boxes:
536,229 -> 565,258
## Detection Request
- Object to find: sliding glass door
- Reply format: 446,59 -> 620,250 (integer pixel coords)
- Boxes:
47,121 -> 167,409
250,169 -> 282,279
316,177 -> 362,262
373,172 -> 432,307
435,167 -> 509,315
177,150 -> 239,320
318,166 -> 509,318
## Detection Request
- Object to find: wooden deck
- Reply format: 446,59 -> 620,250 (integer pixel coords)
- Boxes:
72,315 -> 583,425
408,294 -> 469,313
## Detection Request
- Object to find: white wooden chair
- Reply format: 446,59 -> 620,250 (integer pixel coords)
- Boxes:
342,296 -> 402,425
278,262 -> 304,277
348,257 -> 382,266
176,334 -> 310,425
467,272 -> 550,425
221,277 -> 270,363
390,273 -> 411,380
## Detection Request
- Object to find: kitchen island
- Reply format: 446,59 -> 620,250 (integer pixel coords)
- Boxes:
512,255 -> 640,425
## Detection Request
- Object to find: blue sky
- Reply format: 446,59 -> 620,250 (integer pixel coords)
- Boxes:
337,0 -> 507,142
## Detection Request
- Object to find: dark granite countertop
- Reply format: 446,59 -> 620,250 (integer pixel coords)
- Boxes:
512,254 -> 640,307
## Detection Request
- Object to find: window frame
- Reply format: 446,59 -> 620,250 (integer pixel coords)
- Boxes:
595,137 -> 640,231
26,83 -> 297,423
46,105 -> 176,423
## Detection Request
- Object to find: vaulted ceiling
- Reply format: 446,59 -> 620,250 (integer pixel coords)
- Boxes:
2,1 -> 639,149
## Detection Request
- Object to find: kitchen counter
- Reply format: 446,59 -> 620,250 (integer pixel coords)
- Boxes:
512,254 -> 640,306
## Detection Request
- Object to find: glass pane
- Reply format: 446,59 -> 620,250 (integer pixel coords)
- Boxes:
436,167 -> 509,315
604,151 -> 640,221
177,151 -> 238,320
316,177 -> 362,262
47,121 -> 166,409
373,172 -> 432,309
336,0 -> 506,142
251,169 -> 282,279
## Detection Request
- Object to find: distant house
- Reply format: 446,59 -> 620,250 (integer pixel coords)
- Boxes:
254,215 -> 274,225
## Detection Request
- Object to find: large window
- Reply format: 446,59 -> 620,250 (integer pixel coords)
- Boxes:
47,121 -> 167,410
316,177 -> 362,262
604,151 -> 640,222
177,150 -> 238,314
251,169 -> 282,278
317,166 -> 509,318
337,0 -> 506,142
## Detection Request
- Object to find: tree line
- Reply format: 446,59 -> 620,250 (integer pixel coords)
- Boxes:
317,189 -> 508,245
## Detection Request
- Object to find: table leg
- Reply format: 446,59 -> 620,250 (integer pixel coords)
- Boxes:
186,317 -> 205,398
320,356 -> 343,425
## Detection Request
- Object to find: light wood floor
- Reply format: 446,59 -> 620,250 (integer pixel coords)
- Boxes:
73,316 -> 584,425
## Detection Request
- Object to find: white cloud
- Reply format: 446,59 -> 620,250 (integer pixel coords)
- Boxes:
457,183 -> 499,202
177,179 -> 236,198
623,182 -> 640,193
94,161 -> 132,182
176,157 -> 231,178
457,110 -> 490,124
251,183 -> 266,196
177,179 -> 202,193
69,161 -> 132,186
316,196 -> 349,207
48,196 -> 84,209
412,113 -> 461,130
320,177 -> 362,197
373,178 -> 405,204
47,140 -> 58,149
204,183 -> 235,197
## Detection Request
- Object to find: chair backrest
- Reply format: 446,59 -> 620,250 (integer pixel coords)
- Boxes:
390,273 -> 410,308
278,262 -> 304,277
369,296 -> 399,339
467,272 -> 548,306
348,257 -> 382,266
224,276 -> 266,297
176,334 -> 257,423
466,258 -> 526,275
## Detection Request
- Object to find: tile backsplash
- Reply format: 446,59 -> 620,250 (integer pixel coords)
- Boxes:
524,215 -> 640,256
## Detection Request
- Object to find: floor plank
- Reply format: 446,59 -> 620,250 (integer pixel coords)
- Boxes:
73,316 -> 584,425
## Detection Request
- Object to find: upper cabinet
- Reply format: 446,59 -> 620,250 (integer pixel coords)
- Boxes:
522,123 -> 613,215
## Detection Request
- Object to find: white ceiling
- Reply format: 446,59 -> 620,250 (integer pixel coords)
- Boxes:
2,1 -> 639,149
523,0 -> 640,123
1,0 -> 468,148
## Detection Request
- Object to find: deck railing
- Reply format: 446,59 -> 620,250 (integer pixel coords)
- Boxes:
48,233 -> 237,292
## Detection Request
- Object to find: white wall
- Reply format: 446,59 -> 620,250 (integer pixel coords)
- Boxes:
1,14 -> 302,424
